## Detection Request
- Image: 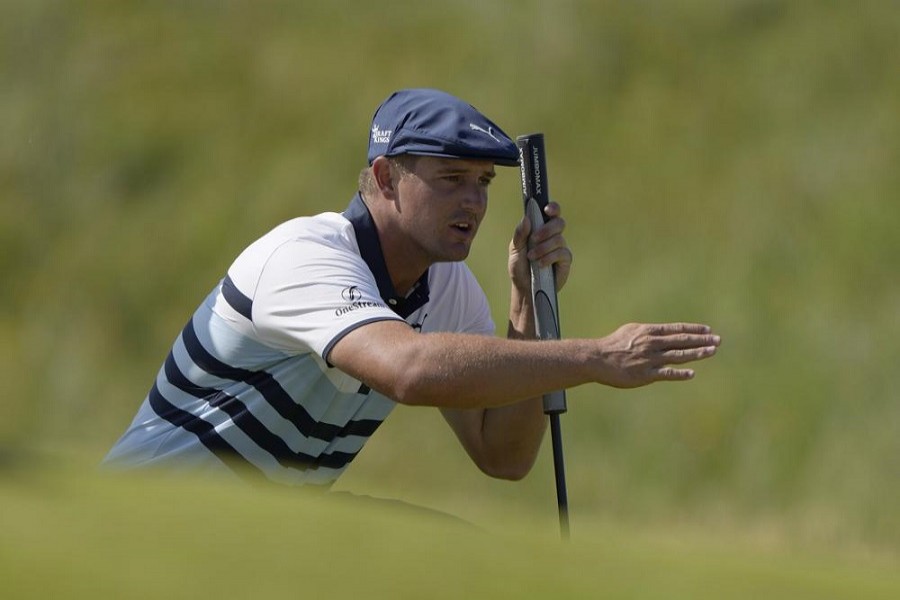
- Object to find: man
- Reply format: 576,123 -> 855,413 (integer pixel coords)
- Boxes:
104,88 -> 720,486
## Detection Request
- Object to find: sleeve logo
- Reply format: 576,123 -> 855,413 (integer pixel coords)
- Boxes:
341,286 -> 362,302
336,285 -> 387,317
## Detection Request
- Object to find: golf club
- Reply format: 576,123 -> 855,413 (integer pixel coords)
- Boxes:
516,133 -> 570,539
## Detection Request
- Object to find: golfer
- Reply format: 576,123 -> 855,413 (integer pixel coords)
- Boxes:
104,88 -> 720,486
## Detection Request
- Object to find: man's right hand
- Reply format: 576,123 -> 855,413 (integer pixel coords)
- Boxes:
593,322 -> 720,388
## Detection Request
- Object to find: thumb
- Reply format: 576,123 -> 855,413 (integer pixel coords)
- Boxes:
511,214 -> 531,252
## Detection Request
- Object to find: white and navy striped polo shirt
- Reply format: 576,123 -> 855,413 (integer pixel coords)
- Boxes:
104,193 -> 495,486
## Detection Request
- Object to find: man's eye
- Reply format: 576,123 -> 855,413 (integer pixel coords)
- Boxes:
443,175 -> 461,183
479,177 -> 493,187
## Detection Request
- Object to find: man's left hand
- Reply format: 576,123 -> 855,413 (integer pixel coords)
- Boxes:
508,201 -> 572,293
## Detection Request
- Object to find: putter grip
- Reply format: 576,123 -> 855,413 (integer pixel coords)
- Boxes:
517,133 -> 567,415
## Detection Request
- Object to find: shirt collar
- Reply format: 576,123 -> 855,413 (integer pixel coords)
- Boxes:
343,192 -> 430,319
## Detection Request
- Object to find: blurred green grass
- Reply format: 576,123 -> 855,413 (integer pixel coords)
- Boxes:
2,460 -> 898,599
2,0 -> 899,580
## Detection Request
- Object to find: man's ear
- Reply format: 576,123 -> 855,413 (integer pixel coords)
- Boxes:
371,156 -> 399,200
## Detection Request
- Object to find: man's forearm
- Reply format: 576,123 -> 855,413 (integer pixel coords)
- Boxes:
466,283 -> 551,477
435,284 -> 550,481
330,316 -> 720,410
394,332 -> 595,409
508,283 -> 536,341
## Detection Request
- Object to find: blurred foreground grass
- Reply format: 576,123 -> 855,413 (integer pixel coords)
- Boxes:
2,455 -> 898,600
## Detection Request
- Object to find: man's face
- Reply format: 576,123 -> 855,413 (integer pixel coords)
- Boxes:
393,156 -> 496,263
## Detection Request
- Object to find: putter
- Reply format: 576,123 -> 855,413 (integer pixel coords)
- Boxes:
516,133 -> 570,539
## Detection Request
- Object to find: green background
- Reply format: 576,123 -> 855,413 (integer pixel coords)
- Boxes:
2,0 -> 898,596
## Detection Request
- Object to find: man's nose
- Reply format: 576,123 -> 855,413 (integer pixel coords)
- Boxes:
460,183 -> 488,213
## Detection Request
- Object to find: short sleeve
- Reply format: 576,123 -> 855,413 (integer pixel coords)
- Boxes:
250,237 -> 404,358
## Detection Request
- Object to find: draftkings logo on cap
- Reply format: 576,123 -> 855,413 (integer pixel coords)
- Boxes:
366,88 -> 519,167
371,124 -> 392,145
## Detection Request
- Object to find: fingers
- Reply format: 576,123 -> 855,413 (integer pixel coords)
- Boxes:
652,333 -> 721,352
511,214 -> 531,251
646,323 -> 712,336
652,326 -> 719,380
529,241 -> 572,291
543,201 -> 563,219
648,323 -> 719,364
527,233 -> 570,266
507,216 -> 533,292
653,367 -> 696,381
641,324 -> 720,353
659,345 -> 718,364
552,251 -> 572,291
526,204 -> 571,267
527,208 -> 566,254
513,201 -> 560,252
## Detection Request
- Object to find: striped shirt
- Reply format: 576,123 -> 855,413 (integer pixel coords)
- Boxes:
104,193 -> 495,486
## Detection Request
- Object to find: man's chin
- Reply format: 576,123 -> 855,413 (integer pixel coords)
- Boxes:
434,246 -> 472,263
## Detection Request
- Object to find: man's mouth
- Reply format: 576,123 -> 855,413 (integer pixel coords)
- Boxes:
451,221 -> 478,240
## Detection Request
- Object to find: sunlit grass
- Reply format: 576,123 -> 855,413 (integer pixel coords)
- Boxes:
2,457 -> 898,599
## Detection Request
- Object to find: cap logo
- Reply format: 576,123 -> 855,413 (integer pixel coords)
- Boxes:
367,90 -> 519,166
371,124 -> 392,144
469,123 -> 500,143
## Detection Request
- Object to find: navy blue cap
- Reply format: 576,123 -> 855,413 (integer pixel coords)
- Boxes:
367,88 -> 519,167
